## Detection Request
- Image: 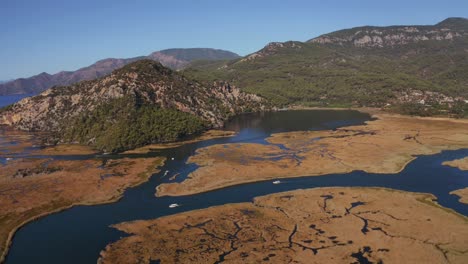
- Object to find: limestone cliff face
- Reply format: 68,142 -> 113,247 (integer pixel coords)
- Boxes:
309,17 -> 468,48
0,60 -> 266,132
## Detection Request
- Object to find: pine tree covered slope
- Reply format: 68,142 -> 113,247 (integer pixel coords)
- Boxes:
184,18 -> 468,116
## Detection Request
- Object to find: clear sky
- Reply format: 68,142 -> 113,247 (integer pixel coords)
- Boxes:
1,0 -> 467,80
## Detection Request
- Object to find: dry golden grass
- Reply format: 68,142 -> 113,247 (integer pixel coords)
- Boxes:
443,157 -> 468,171
157,113 -> 468,196
450,188 -> 468,204
0,156 -> 165,262
100,187 -> 468,264
123,130 -> 236,154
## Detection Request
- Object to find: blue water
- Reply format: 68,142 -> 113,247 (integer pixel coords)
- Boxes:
0,94 -> 32,108
4,110 -> 467,263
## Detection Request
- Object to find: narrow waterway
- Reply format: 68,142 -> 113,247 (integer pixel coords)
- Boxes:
4,110 -> 467,263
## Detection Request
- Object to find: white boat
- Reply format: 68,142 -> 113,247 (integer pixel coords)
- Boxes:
169,203 -> 180,208
6,158 -> 12,161
171,157 -> 175,160
163,170 -> 169,177
273,180 -> 281,184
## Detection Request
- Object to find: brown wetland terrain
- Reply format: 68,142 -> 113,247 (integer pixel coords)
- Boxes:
100,187 -> 468,264
0,136 -> 165,262
157,112 -> 468,197
2,110 -> 468,264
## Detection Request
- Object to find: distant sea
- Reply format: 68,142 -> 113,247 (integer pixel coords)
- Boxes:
0,94 -> 32,108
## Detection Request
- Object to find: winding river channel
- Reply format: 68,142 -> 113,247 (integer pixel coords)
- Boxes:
4,110 -> 468,263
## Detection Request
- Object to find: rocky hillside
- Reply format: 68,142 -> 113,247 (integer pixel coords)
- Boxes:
185,18 -> 468,117
309,17 -> 468,48
0,48 -> 240,96
0,60 -> 265,152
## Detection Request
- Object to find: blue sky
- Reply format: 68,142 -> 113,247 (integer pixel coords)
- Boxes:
1,0 -> 467,80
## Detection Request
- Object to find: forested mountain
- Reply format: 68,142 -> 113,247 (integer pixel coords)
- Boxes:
185,18 -> 468,116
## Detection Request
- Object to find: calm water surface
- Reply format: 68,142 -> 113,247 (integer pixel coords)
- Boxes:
0,94 -> 32,108
4,110 -> 468,263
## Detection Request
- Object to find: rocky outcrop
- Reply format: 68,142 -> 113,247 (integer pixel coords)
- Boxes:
309,17 -> 468,48
241,41 -> 303,62
0,60 -> 266,132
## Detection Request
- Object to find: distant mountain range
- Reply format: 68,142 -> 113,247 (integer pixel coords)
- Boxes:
1,17 -> 467,153
0,48 -> 240,96
185,17 -> 468,116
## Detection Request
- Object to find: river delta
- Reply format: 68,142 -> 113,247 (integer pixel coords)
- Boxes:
1,109 -> 467,264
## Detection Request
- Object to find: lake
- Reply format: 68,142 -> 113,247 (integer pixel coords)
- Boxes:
4,109 -> 468,263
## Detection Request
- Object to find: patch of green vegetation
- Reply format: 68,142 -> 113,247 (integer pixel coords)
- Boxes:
449,101 -> 468,118
62,97 -> 206,153
137,157 -> 166,180
388,101 -> 468,118
184,36 -> 468,116
388,103 -> 437,117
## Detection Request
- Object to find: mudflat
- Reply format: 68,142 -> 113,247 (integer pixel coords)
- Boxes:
0,156 -> 165,262
99,187 -> 468,264
157,112 -> 468,196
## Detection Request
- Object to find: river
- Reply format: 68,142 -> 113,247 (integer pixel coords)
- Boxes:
3,109 -> 468,263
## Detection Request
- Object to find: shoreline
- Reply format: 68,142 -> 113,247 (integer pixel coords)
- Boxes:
156,111 -> 468,197
450,188 -> 468,204
288,105 -> 468,123
123,130 -> 237,154
0,157 -> 166,263
155,155 -> 422,198
3,108 -> 466,157
2,193 -> 127,263
442,157 -> 468,171
3,108 -> 468,262
154,186 -> 468,219
101,187 -> 468,263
